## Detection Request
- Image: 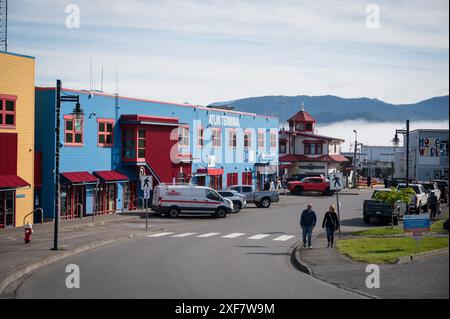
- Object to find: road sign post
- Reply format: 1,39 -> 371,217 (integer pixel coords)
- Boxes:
329,173 -> 344,239
140,175 -> 153,231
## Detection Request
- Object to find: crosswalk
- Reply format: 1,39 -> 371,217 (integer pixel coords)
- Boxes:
146,231 -> 296,242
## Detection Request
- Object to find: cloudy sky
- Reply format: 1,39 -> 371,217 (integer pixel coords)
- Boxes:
7,0 -> 449,105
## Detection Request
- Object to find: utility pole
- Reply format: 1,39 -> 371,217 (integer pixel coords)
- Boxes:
52,80 -> 62,250
406,120 -> 410,188
353,130 -> 358,188
0,0 -> 7,52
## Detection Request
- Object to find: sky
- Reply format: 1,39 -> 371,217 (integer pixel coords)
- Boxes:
6,0 -> 450,106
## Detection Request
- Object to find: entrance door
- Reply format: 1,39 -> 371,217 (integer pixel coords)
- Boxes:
0,191 -> 15,228
96,184 -> 117,215
196,176 -> 205,186
122,182 -> 137,211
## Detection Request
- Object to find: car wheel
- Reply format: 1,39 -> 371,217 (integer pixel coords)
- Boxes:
168,206 -> 180,218
363,214 -> 370,224
233,201 -> 242,213
215,207 -> 227,218
260,197 -> 271,208
294,186 -> 303,195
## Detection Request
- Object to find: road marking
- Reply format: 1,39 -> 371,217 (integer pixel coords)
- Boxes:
172,232 -> 197,238
247,234 -> 270,240
273,235 -> 295,241
222,233 -> 245,239
197,232 -> 220,238
146,232 -> 175,238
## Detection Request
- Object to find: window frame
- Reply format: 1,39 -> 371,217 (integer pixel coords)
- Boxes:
244,130 -> 252,148
257,130 -> 265,149
197,126 -> 204,148
270,132 -> 277,149
0,94 -> 17,128
178,126 -> 190,147
304,142 -> 323,155
212,128 -> 222,148
279,141 -> 287,154
228,129 -> 237,148
64,115 -> 84,147
137,128 -> 146,160
97,118 -> 115,147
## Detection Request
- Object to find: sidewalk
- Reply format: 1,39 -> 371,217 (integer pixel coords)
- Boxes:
0,213 -> 166,296
296,230 -> 449,299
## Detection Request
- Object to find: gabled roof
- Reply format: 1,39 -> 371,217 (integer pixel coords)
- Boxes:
288,110 -> 315,123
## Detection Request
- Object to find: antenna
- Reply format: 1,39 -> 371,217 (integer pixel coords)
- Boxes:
0,0 -> 7,51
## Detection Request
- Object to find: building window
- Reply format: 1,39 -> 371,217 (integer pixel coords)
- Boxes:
179,127 -> 189,147
98,119 -> 114,147
244,130 -> 252,148
0,95 -> 16,128
228,129 -> 237,148
122,129 -> 136,160
138,128 -> 146,159
306,123 -> 313,132
305,143 -> 323,155
270,132 -> 277,148
258,130 -> 265,148
295,123 -> 305,131
64,115 -> 83,146
279,142 -> 287,154
212,129 -> 221,148
197,127 -> 204,147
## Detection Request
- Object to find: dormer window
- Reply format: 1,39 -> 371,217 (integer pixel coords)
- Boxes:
305,122 -> 313,132
296,123 -> 305,131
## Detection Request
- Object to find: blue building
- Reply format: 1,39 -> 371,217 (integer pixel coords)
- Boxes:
35,87 -> 279,220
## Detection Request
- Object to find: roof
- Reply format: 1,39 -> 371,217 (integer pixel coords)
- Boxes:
280,130 -> 345,142
279,154 -> 349,163
35,87 -> 279,120
288,110 -> 315,123
0,51 -> 35,60
61,172 -> 98,184
93,171 -> 129,182
0,175 -> 30,189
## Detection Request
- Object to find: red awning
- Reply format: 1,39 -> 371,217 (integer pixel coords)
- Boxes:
61,172 -> 98,184
196,168 -> 224,176
0,175 -> 30,189
94,171 -> 129,182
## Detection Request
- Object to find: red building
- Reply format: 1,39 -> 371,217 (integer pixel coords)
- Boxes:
279,102 -> 348,177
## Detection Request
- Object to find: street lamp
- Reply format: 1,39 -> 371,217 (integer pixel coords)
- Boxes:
52,79 -> 83,251
392,120 -> 410,188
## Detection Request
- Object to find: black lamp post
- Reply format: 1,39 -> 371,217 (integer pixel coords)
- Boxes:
52,80 -> 84,251
393,119 -> 410,188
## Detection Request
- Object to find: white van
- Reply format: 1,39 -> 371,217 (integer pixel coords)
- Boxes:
152,184 -> 233,218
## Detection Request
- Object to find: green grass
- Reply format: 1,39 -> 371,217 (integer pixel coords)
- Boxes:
352,227 -> 403,236
430,218 -> 449,234
337,237 -> 449,264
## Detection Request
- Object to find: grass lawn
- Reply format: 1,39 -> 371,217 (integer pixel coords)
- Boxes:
337,237 -> 449,264
352,227 -> 403,236
431,218 -> 449,234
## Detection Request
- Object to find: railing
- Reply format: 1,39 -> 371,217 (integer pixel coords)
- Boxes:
23,208 -> 44,226
60,203 -> 84,221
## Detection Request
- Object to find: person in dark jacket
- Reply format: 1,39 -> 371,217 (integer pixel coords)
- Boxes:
428,191 -> 438,220
367,176 -> 372,188
300,203 -> 317,249
322,205 -> 339,248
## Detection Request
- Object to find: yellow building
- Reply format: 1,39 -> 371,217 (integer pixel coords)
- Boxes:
0,51 -> 35,228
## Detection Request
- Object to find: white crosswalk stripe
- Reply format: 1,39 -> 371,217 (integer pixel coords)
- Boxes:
197,232 -> 221,238
146,232 -> 175,238
273,235 -> 295,241
222,233 -> 246,239
247,234 -> 270,240
172,233 -> 197,238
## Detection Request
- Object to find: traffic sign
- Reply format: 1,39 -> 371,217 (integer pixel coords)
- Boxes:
329,173 -> 343,191
141,175 -> 153,191
403,214 -> 430,234
143,190 -> 151,200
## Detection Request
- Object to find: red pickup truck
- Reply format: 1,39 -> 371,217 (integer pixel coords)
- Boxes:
288,176 -> 334,196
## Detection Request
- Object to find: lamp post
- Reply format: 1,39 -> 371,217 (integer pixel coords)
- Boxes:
393,120 -> 410,188
52,80 -> 84,251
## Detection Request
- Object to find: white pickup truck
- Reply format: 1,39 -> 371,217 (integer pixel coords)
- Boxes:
398,183 -> 428,213
418,181 -> 442,202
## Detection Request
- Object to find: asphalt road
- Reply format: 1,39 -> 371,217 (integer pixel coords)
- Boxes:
15,190 -> 372,299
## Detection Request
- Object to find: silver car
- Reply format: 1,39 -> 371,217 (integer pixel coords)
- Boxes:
218,190 -> 247,213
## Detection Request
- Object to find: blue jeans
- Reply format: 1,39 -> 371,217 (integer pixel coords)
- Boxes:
302,226 -> 314,246
326,226 -> 336,245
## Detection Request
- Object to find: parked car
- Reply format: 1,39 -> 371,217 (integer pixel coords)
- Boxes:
152,184 -> 233,218
397,183 -> 428,214
432,180 -> 449,203
287,176 -> 333,196
227,185 -> 279,208
363,188 -> 404,225
285,173 -> 323,183
218,190 -> 247,213
416,181 -> 441,202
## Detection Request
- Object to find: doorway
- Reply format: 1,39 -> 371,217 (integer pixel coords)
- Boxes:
0,191 -> 15,229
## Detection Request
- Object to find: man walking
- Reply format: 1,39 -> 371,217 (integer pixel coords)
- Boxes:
428,191 -> 438,220
300,203 -> 317,249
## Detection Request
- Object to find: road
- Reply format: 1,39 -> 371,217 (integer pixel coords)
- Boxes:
15,190 -> 372,299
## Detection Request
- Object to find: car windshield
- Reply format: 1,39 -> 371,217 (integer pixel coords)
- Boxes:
421,184 -> 434,190
398,185 -> 420,194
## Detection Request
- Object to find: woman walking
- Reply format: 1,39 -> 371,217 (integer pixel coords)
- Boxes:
322,205 -> 339,248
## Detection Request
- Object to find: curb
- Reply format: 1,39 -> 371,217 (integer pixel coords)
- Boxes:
396,248 -> 449,264
0,233 -> 135,295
